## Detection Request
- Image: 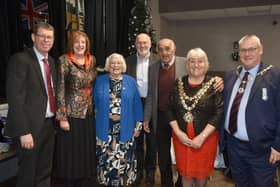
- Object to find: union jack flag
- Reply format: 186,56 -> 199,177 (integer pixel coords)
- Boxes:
20,0 -> 49,31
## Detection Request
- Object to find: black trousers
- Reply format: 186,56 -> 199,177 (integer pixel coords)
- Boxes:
135,123 -> 157,173
135,98 -> 157,174
15,118 -> 55,187
156,110 -> 173,187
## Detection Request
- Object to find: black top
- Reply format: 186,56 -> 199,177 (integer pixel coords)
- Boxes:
167,75 -> 224,135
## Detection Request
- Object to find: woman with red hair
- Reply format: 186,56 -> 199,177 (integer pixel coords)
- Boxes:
53,31 -> 97,187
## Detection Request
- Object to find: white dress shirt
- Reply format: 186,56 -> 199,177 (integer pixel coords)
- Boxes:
136,53 -> 150,98
33,47 -> 54,118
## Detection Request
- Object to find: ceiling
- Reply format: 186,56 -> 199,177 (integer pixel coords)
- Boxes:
159,1 -> 280,21
161,5 -> 280,21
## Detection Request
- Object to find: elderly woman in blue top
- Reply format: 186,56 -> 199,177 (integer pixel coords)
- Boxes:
94,53 -> 143,187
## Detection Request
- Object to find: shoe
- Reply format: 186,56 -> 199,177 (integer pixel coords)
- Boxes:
135,171 -> 143,184
174,175 -> 182,187
146,171 -> 155,186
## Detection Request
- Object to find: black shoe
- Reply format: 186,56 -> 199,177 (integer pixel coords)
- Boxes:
135,171 -> 143,184
146,171 -> 155,185
175,175 -> 182,187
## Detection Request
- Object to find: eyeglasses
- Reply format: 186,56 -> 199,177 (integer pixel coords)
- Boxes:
239,47 -> 258,54
35,33 -> 54,41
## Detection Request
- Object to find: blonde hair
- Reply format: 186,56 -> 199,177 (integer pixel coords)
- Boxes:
104,53 -> 127,73
186,47 -> 209,74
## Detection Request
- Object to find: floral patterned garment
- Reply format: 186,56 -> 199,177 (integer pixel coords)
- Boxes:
56,54 -> 97,120
96,78 -> 137,187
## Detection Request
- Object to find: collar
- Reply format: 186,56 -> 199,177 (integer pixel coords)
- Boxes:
161,55 -> 175,67
240,63 -> 260,77
33,47 -> 47,61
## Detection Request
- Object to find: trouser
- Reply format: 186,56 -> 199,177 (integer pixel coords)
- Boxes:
15,118 -> 55,187
156,110 -> 174,187
226,132 -> 277,187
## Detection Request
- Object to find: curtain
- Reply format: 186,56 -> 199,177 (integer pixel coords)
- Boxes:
48,0 -> 67,59
84,0 -> 134,67
0,0 -> 23,99
0,0 -> 133,99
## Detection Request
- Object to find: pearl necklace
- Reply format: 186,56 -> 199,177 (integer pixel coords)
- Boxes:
178,77 -> 215,123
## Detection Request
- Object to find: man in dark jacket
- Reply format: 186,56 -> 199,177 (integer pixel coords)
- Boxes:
5,22 -> 56,187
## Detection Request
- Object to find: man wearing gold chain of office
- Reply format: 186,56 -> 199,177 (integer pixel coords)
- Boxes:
222,34 -> 280,187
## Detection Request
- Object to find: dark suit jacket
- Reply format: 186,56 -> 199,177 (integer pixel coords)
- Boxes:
144,56 -> 187,133
126,53 -> 159,79
222,63 -> 280,152
5,48 -> 56,138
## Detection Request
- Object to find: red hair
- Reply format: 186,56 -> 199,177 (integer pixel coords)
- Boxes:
66,30 -> 91,55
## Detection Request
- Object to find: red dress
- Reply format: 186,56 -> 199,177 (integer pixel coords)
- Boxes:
172,121 -> 218,179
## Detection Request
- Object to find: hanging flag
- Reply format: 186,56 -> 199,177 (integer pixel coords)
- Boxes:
20,0 -> 49,31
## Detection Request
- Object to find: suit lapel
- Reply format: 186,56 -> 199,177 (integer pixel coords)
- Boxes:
48,57 -> 56,91
154,61 -> 160,80
28,49 -> 47,95
225,72 -> 238,111
247,63 -> 267,103
149,53 -> 158,66
131,55 -> 137,78
175,57 -> 180,79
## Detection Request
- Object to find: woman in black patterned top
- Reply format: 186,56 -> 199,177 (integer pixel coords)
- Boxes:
53,31 -> 97,187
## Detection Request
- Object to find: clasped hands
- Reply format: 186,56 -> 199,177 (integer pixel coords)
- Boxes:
176,129 -> 205,149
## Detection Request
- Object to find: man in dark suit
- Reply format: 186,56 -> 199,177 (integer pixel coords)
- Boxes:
144,38 -> 186,187
126,33 -> 158,185
5,22 -> 56,187
222,34 -> 280,187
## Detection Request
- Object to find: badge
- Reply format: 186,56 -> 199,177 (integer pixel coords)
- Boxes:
183,112 -> 193,123
238,87 -> 245,94
262,88 -> 268,101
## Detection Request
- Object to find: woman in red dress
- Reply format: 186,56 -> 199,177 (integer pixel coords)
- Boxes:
167,48 -> 223,187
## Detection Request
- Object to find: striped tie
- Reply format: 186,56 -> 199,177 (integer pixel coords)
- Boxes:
229,72 -> 249,134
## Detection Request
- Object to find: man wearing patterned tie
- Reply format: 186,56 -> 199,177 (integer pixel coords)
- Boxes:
5,22 -> 56,187
222,34 -> 280,187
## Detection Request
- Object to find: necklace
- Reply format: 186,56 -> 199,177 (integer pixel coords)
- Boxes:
178,77 -> 215,123
235,65 -> 273,81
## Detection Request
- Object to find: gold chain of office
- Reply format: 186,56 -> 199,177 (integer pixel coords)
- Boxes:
178,77 -> 215,122
235,65 -> 273,80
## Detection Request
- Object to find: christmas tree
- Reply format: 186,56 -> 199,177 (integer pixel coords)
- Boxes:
128,0 -> 156,55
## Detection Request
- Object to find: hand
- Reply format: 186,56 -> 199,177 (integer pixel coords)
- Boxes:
214,76 -> 224,92
134,130 -> 141,137
60,120 -> 70,131
269,147 -> 280,164
191,134 -> 205,149
143,120 -> 150,133
176,130 -> 192,146
20,133 -> 34,149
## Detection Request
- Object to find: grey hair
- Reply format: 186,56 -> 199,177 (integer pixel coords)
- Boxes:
104,53 -> 127,73
239,34 -> 262,48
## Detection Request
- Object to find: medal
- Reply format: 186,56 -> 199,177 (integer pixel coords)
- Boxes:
183,112 -> 193,123
262,88 -> 268,101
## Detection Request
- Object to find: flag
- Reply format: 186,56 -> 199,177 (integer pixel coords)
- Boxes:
20,0 -> 49,31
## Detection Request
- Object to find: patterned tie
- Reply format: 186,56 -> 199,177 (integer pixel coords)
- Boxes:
229,72 -> 249,134
43,58 -> 56,113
